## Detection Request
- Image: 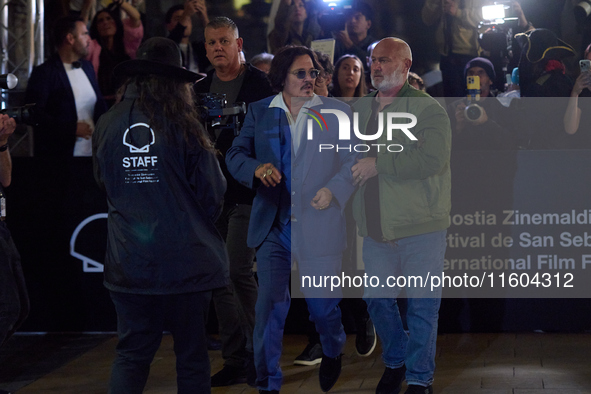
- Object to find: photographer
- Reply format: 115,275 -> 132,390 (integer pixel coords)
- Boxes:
332,2 -> 376,71
0,114 -> 29,356
449,57 -> 516,150
194,16 -> 273,387
422,0 -> 483,98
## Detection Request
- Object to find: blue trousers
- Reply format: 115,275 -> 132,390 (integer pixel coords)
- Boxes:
253,222 -> 345,391
109,290 -> 212,394
363,230 -> 447,387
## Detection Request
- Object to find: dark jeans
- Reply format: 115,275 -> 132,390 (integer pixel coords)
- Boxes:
212,203 -> 257,367
0,223 -> 29,347
109,290 -> 212,394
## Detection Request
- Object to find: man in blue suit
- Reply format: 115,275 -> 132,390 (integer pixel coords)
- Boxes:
226,45 -> 358,393
25,15 -> 107,157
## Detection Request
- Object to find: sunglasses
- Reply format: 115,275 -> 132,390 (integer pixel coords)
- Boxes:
289,69 -> 320,79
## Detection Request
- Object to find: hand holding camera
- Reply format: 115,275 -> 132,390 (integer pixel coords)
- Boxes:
455,75 -> 489,130
454,102 -> 488,132
183,0 -> 199,16
0,114 -> 16,145
106,0 -> 123,13
334,23 -> 354,49
463,103 -> 488,125
574,60 -> 591,96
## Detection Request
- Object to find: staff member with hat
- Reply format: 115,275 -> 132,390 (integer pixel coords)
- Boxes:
92,37 -> 228,394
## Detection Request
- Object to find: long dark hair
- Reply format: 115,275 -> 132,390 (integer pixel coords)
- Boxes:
331,54 -> 367,98
90,9 -> 127,58
121,76 -> 214,152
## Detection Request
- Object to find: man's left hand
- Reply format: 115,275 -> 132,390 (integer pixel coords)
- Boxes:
311,187 -> 333,210
352,157 -> 377,186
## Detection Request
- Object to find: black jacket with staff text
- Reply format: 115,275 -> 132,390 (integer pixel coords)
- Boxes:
92,85 -> 228,294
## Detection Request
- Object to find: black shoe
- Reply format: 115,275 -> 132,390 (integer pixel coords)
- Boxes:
293,342 -> 323,366
210,365 -> 247,387
356,317 -> 377,357
404,384 -> 433,394
206,335 -> 222,351
376,365 -> 406,394
319,354 -> 342,392
259,390 -> 279,394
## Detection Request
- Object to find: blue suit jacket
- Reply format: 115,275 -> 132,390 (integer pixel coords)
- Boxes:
25,55 -> 108,157
226,94 -> 359,256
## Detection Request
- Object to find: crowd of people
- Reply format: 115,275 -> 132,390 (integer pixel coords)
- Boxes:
2,0 -> 591,394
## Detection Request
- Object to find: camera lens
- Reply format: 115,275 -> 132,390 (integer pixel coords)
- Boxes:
465,104 -> 483,122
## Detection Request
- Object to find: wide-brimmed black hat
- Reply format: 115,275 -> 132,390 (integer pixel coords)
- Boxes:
114,37 -> 200,82
515,28 -> 575,63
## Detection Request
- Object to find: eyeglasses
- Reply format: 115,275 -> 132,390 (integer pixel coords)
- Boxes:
289,69 -> 320,79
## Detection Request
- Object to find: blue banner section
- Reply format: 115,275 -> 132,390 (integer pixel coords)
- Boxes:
444,150 -> 591,298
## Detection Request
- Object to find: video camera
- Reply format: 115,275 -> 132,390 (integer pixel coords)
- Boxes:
0,73 -> 37,126
0,104 -> 37,126
478,2 -> 519,57
318,0 -> 353,33
196,93 -> 246,137
478,2 -> 521,92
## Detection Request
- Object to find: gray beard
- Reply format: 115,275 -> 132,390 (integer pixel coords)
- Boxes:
372,71 -> 406,92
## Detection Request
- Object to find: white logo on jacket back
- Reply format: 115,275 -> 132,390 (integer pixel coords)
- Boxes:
122,122 -> 160,183
123,123 -> 155,152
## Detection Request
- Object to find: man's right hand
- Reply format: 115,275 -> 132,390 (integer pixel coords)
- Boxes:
335,23 -> 354,49
195,0 -> 209,24
255,163 -> 281,187
184,0 -> 198,16
76,122 -> 92,139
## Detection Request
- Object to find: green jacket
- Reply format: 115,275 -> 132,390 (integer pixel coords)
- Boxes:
352,82 -> 452,240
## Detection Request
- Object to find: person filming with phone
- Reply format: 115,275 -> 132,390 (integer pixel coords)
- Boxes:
563,44 -> 591,149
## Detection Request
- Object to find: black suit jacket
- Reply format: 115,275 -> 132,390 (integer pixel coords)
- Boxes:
194,63 -> 274,205
25,55 -> 108,157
